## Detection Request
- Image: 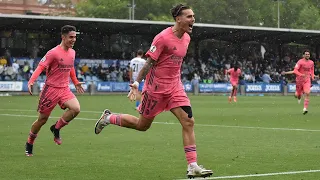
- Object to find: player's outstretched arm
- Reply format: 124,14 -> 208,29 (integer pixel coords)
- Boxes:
70,67 -> 84,94
28,64 -> 46,95
281,70 -> 294,75
127,57 -> 156,101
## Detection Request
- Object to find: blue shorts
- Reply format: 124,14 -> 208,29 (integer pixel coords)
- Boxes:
138,81 -> 144,91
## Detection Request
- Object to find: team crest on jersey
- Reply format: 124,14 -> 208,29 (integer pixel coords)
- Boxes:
150,45 -> 156,53
40,56 -> 46,62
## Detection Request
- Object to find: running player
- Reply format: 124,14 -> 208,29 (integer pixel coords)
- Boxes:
25,25 -> 84,156
293,50 -> 314,114
227,64 -> 241,103
129,49 -> 146,110
94,4 -> 213,179
282,65 -> 317,104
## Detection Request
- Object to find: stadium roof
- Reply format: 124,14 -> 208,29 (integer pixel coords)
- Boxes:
0,14 -> 320,44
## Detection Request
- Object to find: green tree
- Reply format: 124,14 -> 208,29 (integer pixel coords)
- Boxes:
290,3 -> 320,30
74,0 -> 320,30
76,0 -> 128,19
132,0 -> 181,21
245,0 -> 277,27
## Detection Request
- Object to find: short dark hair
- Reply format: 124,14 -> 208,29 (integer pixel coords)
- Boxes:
171,4 -> 190,20
61,25 -> 76,35
137,49 -> 144,56
233,63 -> 239,69
303,49 -> 310,55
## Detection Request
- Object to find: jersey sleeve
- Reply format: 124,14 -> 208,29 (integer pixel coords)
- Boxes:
145,34 -> 165,61
28,64 -> 46,85
38,50 -> 55,68
294,60 -> 301,70
293,60 -> 303,76
70,67 -> 80,85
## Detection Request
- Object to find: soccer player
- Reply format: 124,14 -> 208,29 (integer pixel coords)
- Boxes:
129,49 -> 146,110
94,4 -> 213,178
25,25 -> 84,156
227,64 -> 241,103
281,69 -> 317,104
293,50 -> 314,114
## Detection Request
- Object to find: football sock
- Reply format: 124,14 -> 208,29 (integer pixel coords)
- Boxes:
27,131 -> 37,145
55,117 -> 69,130
109,114 -> 122,126
184,145 -> 197,165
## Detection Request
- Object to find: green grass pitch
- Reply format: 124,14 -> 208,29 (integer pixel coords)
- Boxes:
1,95 -> 320,180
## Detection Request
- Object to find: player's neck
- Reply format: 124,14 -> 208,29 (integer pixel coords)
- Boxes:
59,43 -> 69,51
172,25 -> 184,39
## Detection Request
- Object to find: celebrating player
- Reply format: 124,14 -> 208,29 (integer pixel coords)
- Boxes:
129,49 -> 146,110
25,25 -> 84,156
281,69 -> 317,104
94,4 -> 213,179
227,64 -> 241,103
293,50 -> 314,114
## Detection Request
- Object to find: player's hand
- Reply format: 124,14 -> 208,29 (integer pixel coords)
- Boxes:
75,82 -> 85,94
281,71 -> 286,75
28,83 -> 33,95
127,82 -> 139,101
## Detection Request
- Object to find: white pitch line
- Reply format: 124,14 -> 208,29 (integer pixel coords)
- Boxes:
1,113 -> 320,132
0,108 -> 101,113
176,169 -> 320,180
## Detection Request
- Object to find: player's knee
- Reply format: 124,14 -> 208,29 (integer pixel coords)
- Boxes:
136,124 -> 151,131
71,106 -> 81,116
182,117 -> 195,129
37,117 -> 49,125
138,127 -> 149,131
180,106 -> 194,129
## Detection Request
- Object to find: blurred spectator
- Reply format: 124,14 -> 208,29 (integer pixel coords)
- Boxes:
262,71 -> 272,83
22,61 -> 31,80
191,73 -> 200,86
81,63 -> 90,78
0,57 -> 7,66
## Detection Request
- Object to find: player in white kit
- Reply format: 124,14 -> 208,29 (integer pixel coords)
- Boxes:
129,49 -> 146,110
